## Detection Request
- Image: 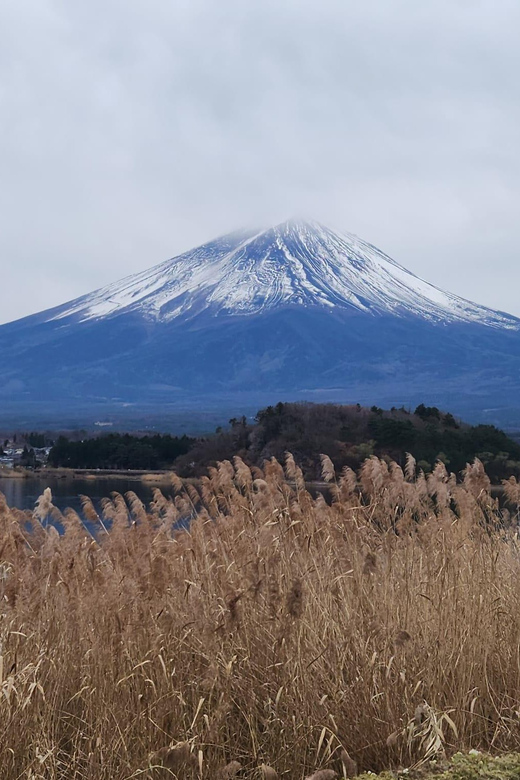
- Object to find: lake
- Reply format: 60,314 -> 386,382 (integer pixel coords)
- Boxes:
3,474 -> 505,525
0,474 -> 173,517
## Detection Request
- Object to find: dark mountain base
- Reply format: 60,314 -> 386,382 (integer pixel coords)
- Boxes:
1,307 -> 520,429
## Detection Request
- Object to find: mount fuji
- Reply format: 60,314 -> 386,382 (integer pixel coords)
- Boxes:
1,219 -> 520,428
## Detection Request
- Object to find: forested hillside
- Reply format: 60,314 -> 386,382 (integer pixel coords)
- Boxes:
173,402 -> 520,481
46,403 -> 520,481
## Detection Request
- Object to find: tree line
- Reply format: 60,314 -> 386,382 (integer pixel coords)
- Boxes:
48,433 -> 194,470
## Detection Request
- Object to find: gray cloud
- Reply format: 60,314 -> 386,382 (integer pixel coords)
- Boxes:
1,0 -> 519,323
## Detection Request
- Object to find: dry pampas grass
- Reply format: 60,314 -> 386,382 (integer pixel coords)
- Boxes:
1,455 -> 520,777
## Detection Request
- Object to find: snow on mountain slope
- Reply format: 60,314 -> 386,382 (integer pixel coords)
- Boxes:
45,219 -> 519,330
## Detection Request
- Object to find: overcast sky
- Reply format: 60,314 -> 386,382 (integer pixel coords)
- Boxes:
1,0 -> 519,324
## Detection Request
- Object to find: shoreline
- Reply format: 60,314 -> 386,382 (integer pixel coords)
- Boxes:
0,467 -> 508,499
0,467 -> 173,482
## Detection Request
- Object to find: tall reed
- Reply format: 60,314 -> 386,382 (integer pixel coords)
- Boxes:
1,455 -> 520,778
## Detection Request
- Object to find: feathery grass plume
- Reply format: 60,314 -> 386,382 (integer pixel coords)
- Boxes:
199,475 -> 218,516
433,459 -> 448,482
463,458 -> 491,497
359,456 -> 387,497
150,487 -> 177,526
503,476 -> 520,505
253,478 -> 269,493
61,507 -> 89,538
111,490 -> 130,523
79,494 -> 101,525
285,451 -> 306,491
337,466 -> 358,506
233,455 -> 253,491
414,467 -> 429,501
285,451 -> 298,480
341,466 -> 358,493
304,771 -> 337,780
427,462 -> 450,507
170,471 -> 184,493
186,481 -> 203,508
389,461 -> 405,486
33,487 -> 53,522
405,452 -> 417,482
99,495 -> 117,522
320,454 -> 335,483
125,490 -> 148,523
217,459 -> 236,490
174,493 -> 193,518
251,465 -> 264,480
150,487 -> 169,511
314,492 -> 328,511
264,456 -> 286,486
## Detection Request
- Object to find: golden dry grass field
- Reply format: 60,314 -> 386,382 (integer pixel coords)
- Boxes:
2,454 -> 520,778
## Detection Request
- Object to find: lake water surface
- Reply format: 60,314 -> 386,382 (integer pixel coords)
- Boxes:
0,475 -> 172,516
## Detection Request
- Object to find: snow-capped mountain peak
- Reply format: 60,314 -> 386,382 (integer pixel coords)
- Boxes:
4,218 -> 520,428
46,219 -> 519,330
